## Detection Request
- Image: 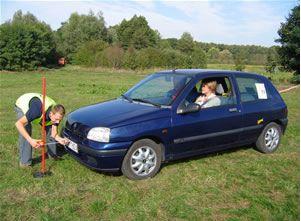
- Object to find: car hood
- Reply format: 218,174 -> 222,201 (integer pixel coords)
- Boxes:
66,98 -> 171,129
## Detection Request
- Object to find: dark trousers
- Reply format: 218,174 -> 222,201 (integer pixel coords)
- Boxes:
15,107 -> 57,165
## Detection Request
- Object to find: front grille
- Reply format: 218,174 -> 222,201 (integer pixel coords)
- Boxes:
65,118 -> 89,140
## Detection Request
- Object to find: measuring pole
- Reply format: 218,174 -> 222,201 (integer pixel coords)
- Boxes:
33,74 -> 52,178
41,76 -> 46,173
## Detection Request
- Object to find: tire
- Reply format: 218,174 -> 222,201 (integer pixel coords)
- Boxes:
255,122 -> 282,153
121,139 -> 162,180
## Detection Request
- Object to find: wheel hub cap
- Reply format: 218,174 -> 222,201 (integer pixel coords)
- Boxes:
264,127 -> 280,150
130,146 -> 157,176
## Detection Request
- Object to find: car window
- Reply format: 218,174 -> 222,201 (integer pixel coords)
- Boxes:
236,77 -> 269,102
181,76 -> 236,109
125,74 -> 191,106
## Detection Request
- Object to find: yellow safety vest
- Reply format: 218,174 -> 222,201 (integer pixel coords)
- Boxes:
15,93 -> 56,126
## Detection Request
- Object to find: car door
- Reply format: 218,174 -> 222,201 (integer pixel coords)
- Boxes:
234,74 -> 275,144
170,73 -> 244,157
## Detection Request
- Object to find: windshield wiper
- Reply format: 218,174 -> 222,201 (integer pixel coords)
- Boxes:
121,94 -> 133,102
132,98 -> 161,108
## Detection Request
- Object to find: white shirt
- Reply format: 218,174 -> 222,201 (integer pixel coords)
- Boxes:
195,94 -> 221,108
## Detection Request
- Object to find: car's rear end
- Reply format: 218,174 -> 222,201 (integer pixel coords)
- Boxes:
264,77 -> 288,133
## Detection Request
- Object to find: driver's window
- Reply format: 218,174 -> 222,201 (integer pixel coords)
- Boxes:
182,76 -> 236,109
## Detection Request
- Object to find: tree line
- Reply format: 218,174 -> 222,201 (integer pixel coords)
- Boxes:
0,7 -> 299,78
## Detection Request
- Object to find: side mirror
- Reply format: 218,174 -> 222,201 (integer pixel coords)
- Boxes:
177,103 -> 200,114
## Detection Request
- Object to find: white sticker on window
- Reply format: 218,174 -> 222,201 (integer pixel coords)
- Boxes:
255,83 -> 267,99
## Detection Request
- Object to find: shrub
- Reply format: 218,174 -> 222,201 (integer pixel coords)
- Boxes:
122,47 -> 138,70
103,44 -> 124,68
290,74 -> 300,84
191,47 -> 207,68
73,40 -> 108,66
136,48 -> 162,69
160,49 -> 186,69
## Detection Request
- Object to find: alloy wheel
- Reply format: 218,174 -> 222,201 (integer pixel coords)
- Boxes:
264,127 -> 280,150
130,146 -> 157,176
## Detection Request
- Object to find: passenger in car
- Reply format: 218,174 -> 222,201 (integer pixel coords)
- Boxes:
195,79 -> 221,108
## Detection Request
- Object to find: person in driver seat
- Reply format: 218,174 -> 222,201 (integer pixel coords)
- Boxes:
195,79 -> 221,108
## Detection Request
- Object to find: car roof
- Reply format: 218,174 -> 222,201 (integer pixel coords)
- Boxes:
156,69 -> 263,79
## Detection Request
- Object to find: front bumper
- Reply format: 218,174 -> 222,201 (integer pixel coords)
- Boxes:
63,129 -> 131,172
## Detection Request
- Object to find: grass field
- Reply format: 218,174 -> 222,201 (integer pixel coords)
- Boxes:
0,66 -> 299,220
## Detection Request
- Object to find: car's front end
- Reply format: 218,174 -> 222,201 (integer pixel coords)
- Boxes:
62,98 -> 169,171
63,119 -> 131,172
62,98 -> 172,172
62,72 -> 192,174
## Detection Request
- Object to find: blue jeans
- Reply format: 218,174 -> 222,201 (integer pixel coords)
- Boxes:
15,107 -> 57,165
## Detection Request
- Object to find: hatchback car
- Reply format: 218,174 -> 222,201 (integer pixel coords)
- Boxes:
63,69 -> 288,180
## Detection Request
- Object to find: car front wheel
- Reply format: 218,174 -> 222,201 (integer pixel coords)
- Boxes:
256,122 -> 282,153
121,139 -> 162,180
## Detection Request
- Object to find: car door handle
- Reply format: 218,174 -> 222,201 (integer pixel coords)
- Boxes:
229,108 -> 238,112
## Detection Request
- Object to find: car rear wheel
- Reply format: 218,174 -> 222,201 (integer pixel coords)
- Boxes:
256,122 -> 282,153
121,139 -> 162,180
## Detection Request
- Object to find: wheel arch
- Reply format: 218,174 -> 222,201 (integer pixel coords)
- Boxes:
131,135 -> 166,162
271,119 -> 286,134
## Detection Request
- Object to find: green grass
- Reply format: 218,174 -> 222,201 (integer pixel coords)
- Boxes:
0,66 -> 299,220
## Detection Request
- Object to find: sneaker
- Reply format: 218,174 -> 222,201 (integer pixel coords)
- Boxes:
19,162 -> 32,168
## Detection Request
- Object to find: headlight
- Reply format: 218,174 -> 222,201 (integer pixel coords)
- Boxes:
87,127 -> 110,142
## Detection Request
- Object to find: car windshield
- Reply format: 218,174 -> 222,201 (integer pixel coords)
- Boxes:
124,73 -> 192,106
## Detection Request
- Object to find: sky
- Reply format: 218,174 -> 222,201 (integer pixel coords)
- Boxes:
1,0 -> 299,47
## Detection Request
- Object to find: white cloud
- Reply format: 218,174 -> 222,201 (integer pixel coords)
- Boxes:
1,0 -> 292,46
158,1 -> 237,42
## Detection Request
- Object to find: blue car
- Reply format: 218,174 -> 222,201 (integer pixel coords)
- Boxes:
63,69 -> 288,180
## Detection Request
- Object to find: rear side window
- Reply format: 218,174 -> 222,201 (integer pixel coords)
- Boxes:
236,77 -> 269,102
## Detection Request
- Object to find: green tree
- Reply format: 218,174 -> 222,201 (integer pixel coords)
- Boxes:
136,47 -> 162,69
234,57 -> 245,71
0,10 -> 56,70
165,38 -> 178,49
55,11 -> 108,60
160,49 -> 185,69
233,48 -> 247,71
276,5 -> 300,79
218,49 -> 233,64
191,47 -> 207,68
177,32 -> 194,54
265,47 -> 278,73
122,47 -> 138,70
116,15 -> 159,49
207,47 -> 220,63
107,25 -> 118,44
158,39 -> 172,49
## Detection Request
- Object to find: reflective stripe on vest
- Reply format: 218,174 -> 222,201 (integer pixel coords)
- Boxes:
15,93 -> 56,126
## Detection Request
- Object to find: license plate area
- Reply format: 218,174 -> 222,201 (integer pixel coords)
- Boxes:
68,140 -> 78,153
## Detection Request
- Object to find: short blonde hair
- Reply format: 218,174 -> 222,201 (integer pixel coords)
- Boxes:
51,104 -> 65,116
203,79 -> 217,92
